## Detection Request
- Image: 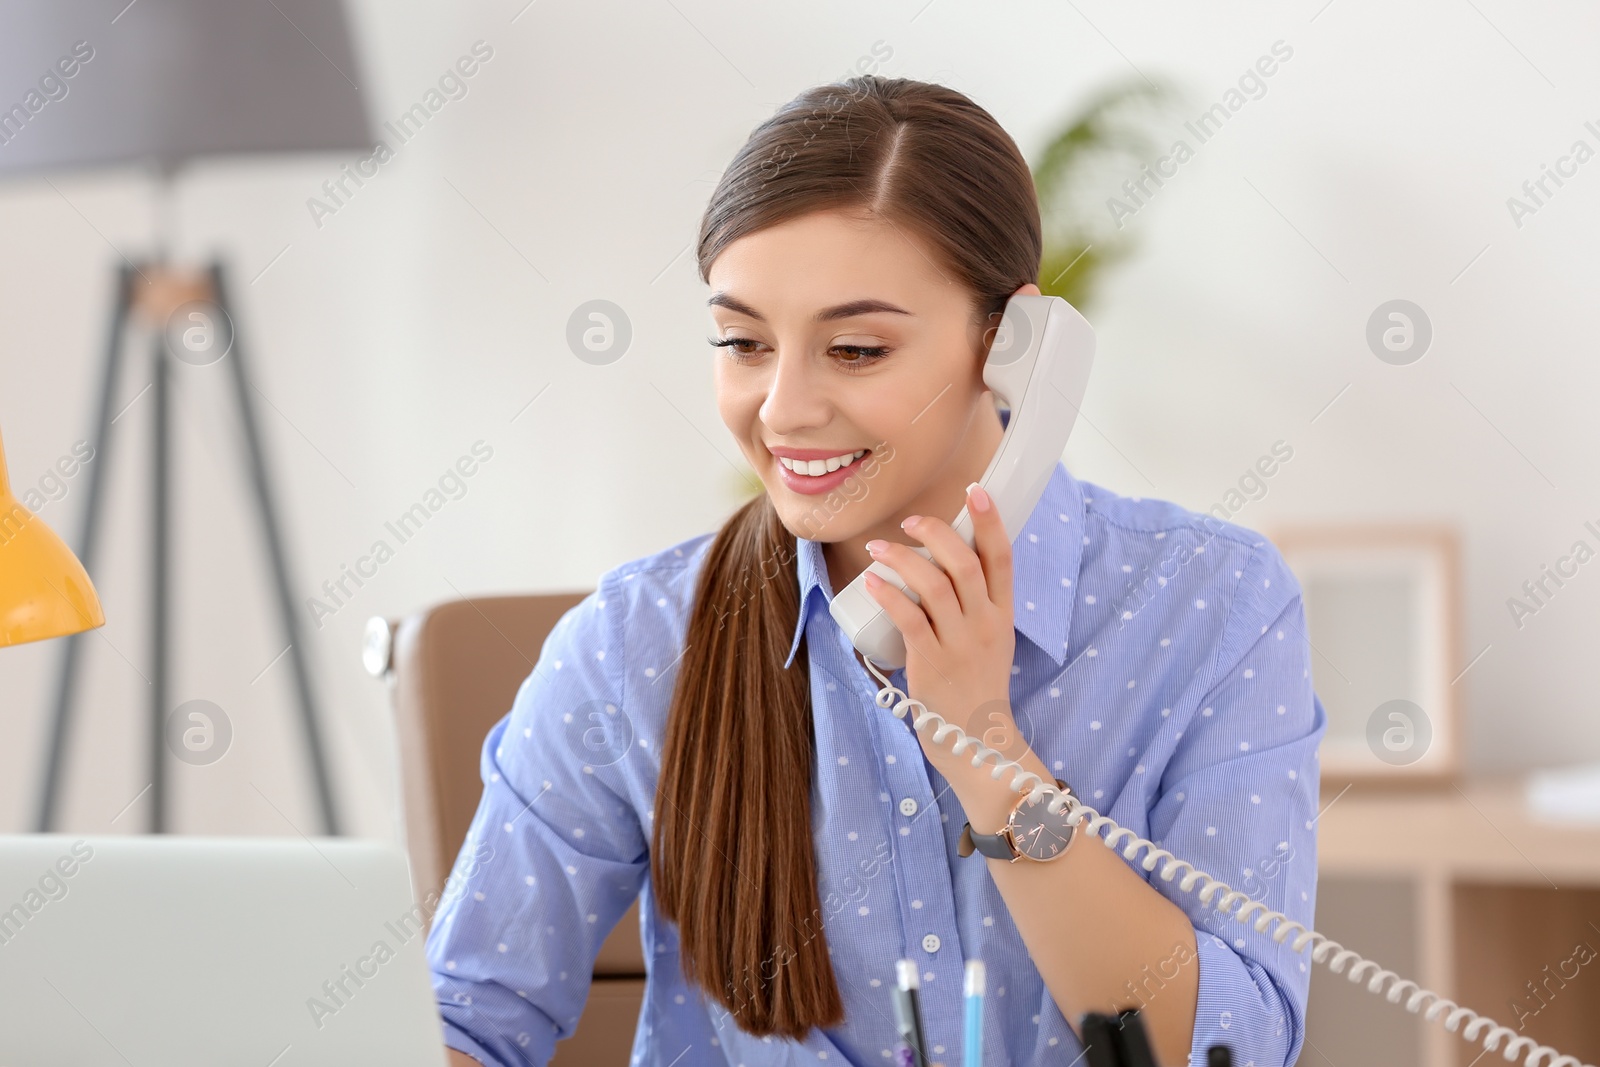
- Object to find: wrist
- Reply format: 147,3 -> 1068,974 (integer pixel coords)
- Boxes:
949,748 -> 1055,836
910,699 -> 1055,834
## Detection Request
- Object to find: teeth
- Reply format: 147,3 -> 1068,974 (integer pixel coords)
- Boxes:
778,449 -> 866,476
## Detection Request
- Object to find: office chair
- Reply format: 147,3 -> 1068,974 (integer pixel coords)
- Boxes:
367,593 -> 646,1066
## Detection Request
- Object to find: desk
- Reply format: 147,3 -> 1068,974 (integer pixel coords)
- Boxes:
1309,774 -> 1600,1067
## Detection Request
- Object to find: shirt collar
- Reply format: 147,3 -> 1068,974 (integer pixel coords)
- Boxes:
784,410 -> 1084,670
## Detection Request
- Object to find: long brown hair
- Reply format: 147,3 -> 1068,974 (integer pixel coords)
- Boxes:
650,74 -> 1043,1039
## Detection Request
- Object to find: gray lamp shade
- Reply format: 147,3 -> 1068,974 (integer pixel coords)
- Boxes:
0,0 -> 373,179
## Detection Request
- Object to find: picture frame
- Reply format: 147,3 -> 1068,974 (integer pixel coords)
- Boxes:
1266,524 -> 1462,790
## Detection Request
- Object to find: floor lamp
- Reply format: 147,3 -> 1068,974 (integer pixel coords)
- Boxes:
0,0 -> 374,835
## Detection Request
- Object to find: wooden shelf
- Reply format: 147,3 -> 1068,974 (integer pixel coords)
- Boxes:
1306,775 -> 1600,1067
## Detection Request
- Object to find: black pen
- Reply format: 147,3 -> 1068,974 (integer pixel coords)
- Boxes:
892,958 -> 931,1067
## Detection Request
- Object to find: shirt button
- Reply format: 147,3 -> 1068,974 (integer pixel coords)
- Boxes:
899,797 -> 919,816
922,933 -> 941,953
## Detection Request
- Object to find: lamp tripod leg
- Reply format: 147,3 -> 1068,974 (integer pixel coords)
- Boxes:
35,262 -> 137,834
149,332 -> 171,833
209,260 -> 341,837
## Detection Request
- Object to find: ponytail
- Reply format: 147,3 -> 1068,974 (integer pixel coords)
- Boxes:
651,494 -> 844,1037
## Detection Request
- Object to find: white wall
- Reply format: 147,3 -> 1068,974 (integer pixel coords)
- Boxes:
3,0 -> 1597,840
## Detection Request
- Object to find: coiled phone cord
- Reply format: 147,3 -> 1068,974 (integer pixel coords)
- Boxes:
861,657 -> 1595,1067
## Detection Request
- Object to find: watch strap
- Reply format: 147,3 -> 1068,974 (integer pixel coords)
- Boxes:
959,821 -> 1018,860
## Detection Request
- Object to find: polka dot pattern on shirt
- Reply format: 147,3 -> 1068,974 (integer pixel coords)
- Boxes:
423,461 -> 1326,1067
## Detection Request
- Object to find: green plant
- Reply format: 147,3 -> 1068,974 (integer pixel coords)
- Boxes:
1033,77 -> 1172,312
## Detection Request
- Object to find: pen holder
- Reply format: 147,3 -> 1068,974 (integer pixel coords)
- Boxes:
1080,1008 -> 1233,1067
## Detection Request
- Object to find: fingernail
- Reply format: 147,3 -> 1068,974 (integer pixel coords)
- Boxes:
865,539 -> 885,554
967,482 -> 990,512
901,515 -> 921,530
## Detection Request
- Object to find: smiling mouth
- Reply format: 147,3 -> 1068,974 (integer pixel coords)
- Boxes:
774,449 -> 869,477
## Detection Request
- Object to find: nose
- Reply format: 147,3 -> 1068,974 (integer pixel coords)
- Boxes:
758,343 -> 832,437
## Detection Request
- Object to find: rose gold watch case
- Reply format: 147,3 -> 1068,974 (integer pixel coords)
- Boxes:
958,778 -> 1077,862
1004,779 -> 1077,863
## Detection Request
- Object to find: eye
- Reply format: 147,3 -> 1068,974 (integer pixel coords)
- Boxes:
708,337 -> 891,372
708,335 -> 765,363
831,344 -> 890,373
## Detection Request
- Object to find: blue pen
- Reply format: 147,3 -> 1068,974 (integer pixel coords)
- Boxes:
963,959 -> 984,1067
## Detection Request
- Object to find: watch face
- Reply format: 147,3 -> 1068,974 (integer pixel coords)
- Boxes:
1009,793 -> 1074,861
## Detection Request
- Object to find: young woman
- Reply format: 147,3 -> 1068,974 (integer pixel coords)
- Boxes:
429,75 -> 1325,1067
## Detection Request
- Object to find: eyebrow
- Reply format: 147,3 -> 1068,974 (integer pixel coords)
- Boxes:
706,293 -> 912,323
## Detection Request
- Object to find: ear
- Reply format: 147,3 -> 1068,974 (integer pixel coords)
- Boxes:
978,283 -> 1045,356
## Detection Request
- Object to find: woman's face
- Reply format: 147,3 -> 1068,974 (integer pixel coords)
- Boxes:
707,208 -> 1033,548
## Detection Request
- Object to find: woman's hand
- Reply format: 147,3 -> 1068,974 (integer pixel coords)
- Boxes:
862,482 -> 1028,773
857,479 -> 1056,838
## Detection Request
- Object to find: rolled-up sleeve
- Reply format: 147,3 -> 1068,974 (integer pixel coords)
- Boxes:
424,573 -> 648,1067
1147,541 -> 1327,1067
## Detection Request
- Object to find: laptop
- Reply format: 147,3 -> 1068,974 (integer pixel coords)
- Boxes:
0,833 -> 450,1067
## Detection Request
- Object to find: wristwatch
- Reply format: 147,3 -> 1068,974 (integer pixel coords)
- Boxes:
958,778 -> 1077,863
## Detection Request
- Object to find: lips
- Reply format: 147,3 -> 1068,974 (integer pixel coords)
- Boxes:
771,448 -> 870,496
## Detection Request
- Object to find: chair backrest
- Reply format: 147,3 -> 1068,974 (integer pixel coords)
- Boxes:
374,593 -> 645,978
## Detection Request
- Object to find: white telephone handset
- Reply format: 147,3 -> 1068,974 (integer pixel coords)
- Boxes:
828,295 -> 1591,1067
829,293 -> 1095,670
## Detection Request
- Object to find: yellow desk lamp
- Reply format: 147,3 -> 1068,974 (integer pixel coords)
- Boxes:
0,426 -> 104,646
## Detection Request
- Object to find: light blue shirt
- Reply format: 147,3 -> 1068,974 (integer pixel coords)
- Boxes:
426,443 -> 1328,1067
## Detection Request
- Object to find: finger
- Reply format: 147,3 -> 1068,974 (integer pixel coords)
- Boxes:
908,495 -> 1004,620
902,509 -> 996,618
965,482 -> 1014,616
866,538 -> 962,639
862,568 -> 939,656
